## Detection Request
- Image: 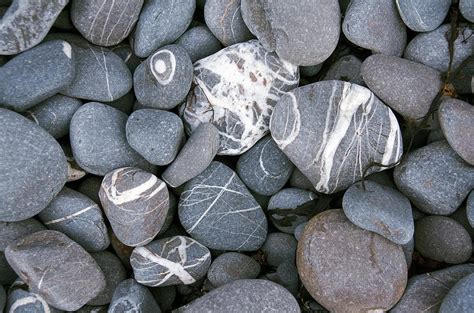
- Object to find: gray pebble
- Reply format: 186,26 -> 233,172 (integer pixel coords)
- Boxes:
323,55 -> 363,85
176,26 -> 222,62
108,279 -> 161,313
207,252 -> 260,287
6,279 -> 63,313
265,261 -> 299,294
395,0 -> 451,32
440,272 -> 474,313
88,251 -> 126,305
460,0 -> 474,22
261,232 -> 297,267
76,176 -> 102,204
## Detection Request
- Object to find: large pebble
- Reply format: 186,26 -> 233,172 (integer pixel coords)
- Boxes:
261,232 -> 297,267
460,0 -> 474,22
297,209 -> 407,312
323,54 -> 364,85
207,252 -> 260,287
270,80 -> 403,194
0,109 -> 68,221
108,279 -> 161,313
176,26 -> 222,62
395,0 -> 451,32
6,279 -> 62,313
440,272 -> 474,313
88,251 -> 126,305
181,40 -> 299,155
179,161 -> 268,251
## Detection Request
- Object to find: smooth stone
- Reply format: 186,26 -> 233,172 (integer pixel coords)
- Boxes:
126,109 -> 185,165
261,232 -> 297,267
343,0 -> 406,56
394,141 -> 474,215
402,236 -> 414,268
342,181 -> 414,244
71,0 -> 143,46
38,187 -> 109,252
0,109 -> 68,221
99,167 -> 169,247
241,0 -> 340,66
204,0 -> 253,46
134,44 -> 193,110
179,279 -> 300,312
0,40 -> 75,111
404,24 -> 473,72
268,188 -> 318,234
415,216 -> 472,264
70,102 -> 153,176
131,236 -> 211,287
61,43 -> 132,102
361,54 -> 442,121
439,98 -> 474,165
237,135 -> 294,196
207,252 -> 260,287
111,44 -> 142,73
391,264 -> 474,313
178,161 -> 268,251
88,251 -> 126,305
395,0 -> 450,32
76,176 -> 102,204
468,191 -> 474,228
104,91 -> 135,114
0,0 -> 69,55
151,286 -> 176,312
270,80 -> 403,194
460,0 -> 474,22
108,279 -> 161,313
162,123 -> 219,188
439,272 -> 474,313
5,230 -> 106,311
323,55 -> 363,85
176,25 -> 222,62
6,279 -> 63,313
288,168 -> 314,191
182,40 -> 299,155
297,209 -> 407,312
133,0 -> 195,58
265,261 -> 299,294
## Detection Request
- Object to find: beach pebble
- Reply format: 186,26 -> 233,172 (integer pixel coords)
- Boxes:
207,252 -> 260,287
134,44 -> 193,110
271,80 -> 403,194
323,55 -> 363,85
176,26 -> 222,62
395,0 -> 451,32
126,109 -> 185,165
460,0 -> 474,22
6,279 -> 62,313
179,161 -> 268,251
439,273 -> 474,313
108,279 -> 161,313
261,232 -> 297,267
131,236 -> 211,287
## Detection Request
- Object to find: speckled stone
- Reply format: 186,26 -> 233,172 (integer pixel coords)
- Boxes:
133,0 -> 195,58
394,141 -> 474,215
131,236 -> 211,287
176,26 -> 222,62
271,80 -> 403,194
0,40 -> 75,111
261,232 -> 297,267
361,54 -> 442,121
5,230 -> 106,311
323,55 -> 363,85
440,272 -> 474,313
178,161 -> 268,251
0,0 -> 69,55
70,102 -> 153,176
6,279 -> 62,313
126,109 -> 185,165
297,209 -> 407,312
181,40 -> 299,156
0,109 -> 68,222
71,0 -> 143,46
133,44 -> 193,110
88,251 -> 126,305
241,0 -> 340,66
108,279 -> 161,313
460,0 -> 474,22
207,252 -> 260,287
395,0 -> 450,32
99,167 -> 169,247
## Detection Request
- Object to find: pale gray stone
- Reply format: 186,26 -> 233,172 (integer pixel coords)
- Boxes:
439,273 -> 474,313
176,26 -> 222,62
108,279 -> 161,313
395,0 -> 450,32
460,0 -> 474,22
6,279 -> 63,313
207,252 -> 260,287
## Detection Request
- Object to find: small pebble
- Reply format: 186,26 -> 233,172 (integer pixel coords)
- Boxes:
207,252 -> 260,287
176,25 -> 222,62
439,272 -> 474,313
395,0 -> 451,32
108,279 -> 161,313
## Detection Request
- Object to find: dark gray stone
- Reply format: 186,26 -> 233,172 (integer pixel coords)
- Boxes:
0,40 -> 75,111
0,286 -> 4,313
133,44 -> 193,110
440,272 -> 474,313
6,279 -> 63,313
162,123 -> 220,188
176,26 -> 222,62
99,167 -> 169,247
126,109 -> 185,165
241,0 -> 340,66
460,0 -> 474,22
288,168 -> 314,191
151,286 -> 176,312
0,109 -> 68,221
133,0 -> 195,58
270,80 -> 403,194
449,205 -> 474,240
261,232 -> 297,267
402,236 -> 414,268
76,176 -> 102,204
395,0 -> 450,32
53,8 -> 73,30
5,230 -> 106,311
323,55 -> 363,85
300,64 -> 324,78
452,55 -> 473,94
111,44 -> 142,73
178,161 -> 268,251
131,236 -> 211,287
108,279 -> 161,313
70,102 -> 153,176
265,261 -> 299,294
0,254 -> 17,285
88,251 -> 126,305
468,191 -> 474,228
207,252 -> 260,287
104,91 -> 135,114
394,141 -> 474,215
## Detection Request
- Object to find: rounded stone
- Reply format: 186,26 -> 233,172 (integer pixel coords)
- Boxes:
176,25 -> 222,62
460,0 -> 474,22
108,279 -> 161,313
261,232 -> 297,267
6,279 -> 62,313
265,260 -> 299,294
207,252 -> 260,287
395,0 -> 451,32
439,273 -> 474,313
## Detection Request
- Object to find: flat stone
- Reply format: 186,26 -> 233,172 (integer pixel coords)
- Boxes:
440,273 -> 474,313
0,0 -> 69,55
182,40 -> 298,155
237,135 -> 294,196
70,102 -> 153,176
270,80 -> 403,194
460,0 -> 474,22
207,252 -> 260,287
162,123 -> 219,188
108,279 -> 161,313
6,279 -> 62,313
126,109 -> 185,165
0,109 -> 68,221
241,0 -> 340,66
131,236 -> 211,287
394,141 -> 474,215
439,98 -> 474,165
178,161 -> 268,251
261,232 -> 297,267
343,0 -> 406,56
361,54 -> 442,121
176,26 -> 222,62
99,167 -> 169,247
134,44 -> 193,110
71,0 -> 143,46
323,55 -> 364,85
297,209 -> 407,312
395,0 -> 451,32
5,230 -> 106,311
0,40 -> 75,111
133,0 -> 195,58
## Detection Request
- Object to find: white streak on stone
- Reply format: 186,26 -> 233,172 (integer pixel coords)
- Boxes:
62,42 -> 72,59
381,108 -> 401,165
273,92 -> 301,150
9,294 -> 51,313
150,49 -> 176,85
44,205 -> 97,225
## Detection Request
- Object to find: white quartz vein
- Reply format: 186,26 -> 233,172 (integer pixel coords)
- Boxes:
43,204 -> 97,225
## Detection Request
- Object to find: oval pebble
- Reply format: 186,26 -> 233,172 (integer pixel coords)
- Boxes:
109,279 -> 161,313
395,0 -> 451,32
207,252 -> 260,287
439,272 -> 474,313
261,232 -> 297,267
176,25 -> 222,62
